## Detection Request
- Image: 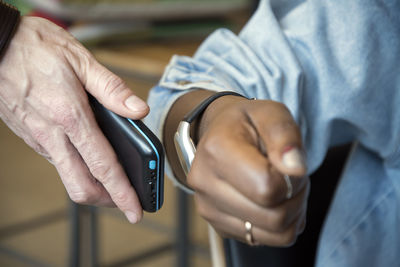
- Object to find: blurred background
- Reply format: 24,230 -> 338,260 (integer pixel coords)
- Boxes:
0,0 -> 256,266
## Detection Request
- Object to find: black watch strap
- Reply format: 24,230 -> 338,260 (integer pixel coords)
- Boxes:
0,1 -> 20,57
183,91 -> 248,123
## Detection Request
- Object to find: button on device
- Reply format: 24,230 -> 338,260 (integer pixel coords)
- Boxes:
149,160 -> 156,170
149,182 -> 155,192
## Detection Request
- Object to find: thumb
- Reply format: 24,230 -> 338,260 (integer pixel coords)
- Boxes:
74,52 -> 149,119
256,103 -> 307,177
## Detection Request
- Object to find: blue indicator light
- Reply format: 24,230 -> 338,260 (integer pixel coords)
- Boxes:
149,160 -> 156,170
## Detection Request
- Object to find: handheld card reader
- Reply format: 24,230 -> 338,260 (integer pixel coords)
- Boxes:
88,94 -> 164,212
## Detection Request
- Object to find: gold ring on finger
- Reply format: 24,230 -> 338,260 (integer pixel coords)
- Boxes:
245,221 -> 255,246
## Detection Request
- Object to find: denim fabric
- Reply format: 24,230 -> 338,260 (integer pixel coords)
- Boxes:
145,0 -> 400,265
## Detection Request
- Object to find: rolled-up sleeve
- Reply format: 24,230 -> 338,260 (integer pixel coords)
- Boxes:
146,0 -> 400,175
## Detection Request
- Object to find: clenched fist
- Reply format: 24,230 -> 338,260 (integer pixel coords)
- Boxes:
189,94 -> 309,246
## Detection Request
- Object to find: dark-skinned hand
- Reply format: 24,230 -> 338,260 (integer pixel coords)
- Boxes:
188,95 -> 309,246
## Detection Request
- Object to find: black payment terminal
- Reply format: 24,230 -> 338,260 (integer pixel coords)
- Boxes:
88,94 -> 164,212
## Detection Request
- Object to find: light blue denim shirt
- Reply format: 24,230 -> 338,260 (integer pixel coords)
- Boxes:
145,0 -> 400,265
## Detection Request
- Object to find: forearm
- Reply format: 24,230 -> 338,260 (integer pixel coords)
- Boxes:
0,1 -> 20,58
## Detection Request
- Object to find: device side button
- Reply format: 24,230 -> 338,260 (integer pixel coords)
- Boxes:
149,181 -> 155,192
149,160 -> 156,170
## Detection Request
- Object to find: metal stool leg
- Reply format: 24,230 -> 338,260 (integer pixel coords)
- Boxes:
69,201 -> 98,267
177,190 -> 190,267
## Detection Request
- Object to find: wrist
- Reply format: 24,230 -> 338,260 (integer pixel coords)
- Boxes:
163,89 -> 215,189
197,94 -> 246,140
173,91 -> 248,191
0,1 -> 20,58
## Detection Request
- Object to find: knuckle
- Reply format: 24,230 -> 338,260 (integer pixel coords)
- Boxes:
279,228 -> 298,247
271,120 -> 299,136
89,160 -> 113,182
264,100 -> 291,115
273,101 -> 289,111
194,196 -> 213,221
198,209 -> 214,224
196,203 -> 209,220
186,163 -> 205,192
69,191 -> 95,205
269,209 -> 289,232
31,128 -> 51,146
215,228 -> 230,239
112,191 -> 130,206
52,103 -> 80,134
253,172 -> 277,206
201,134 -> 224,158
103,73 -> 127,97
186,177 -> 197,190
187,172 -> 200,190
254,187 -> 271,207
69,46 -> 93,78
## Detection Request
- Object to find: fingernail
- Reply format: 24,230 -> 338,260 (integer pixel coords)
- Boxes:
124,95 -> 148,112
125,211 -> 139,224
282,147 -> 305,170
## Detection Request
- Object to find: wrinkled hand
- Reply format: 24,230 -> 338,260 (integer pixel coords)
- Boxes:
189,95 -> 309,246
0,17 -> 149,223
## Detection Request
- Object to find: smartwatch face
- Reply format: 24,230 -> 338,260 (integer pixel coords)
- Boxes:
174,121 -> 196,177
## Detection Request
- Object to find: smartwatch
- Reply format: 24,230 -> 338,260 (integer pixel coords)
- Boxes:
174,91 -> 248,190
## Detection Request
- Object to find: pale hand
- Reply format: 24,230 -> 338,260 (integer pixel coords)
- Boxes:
0,16 -> 149,223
